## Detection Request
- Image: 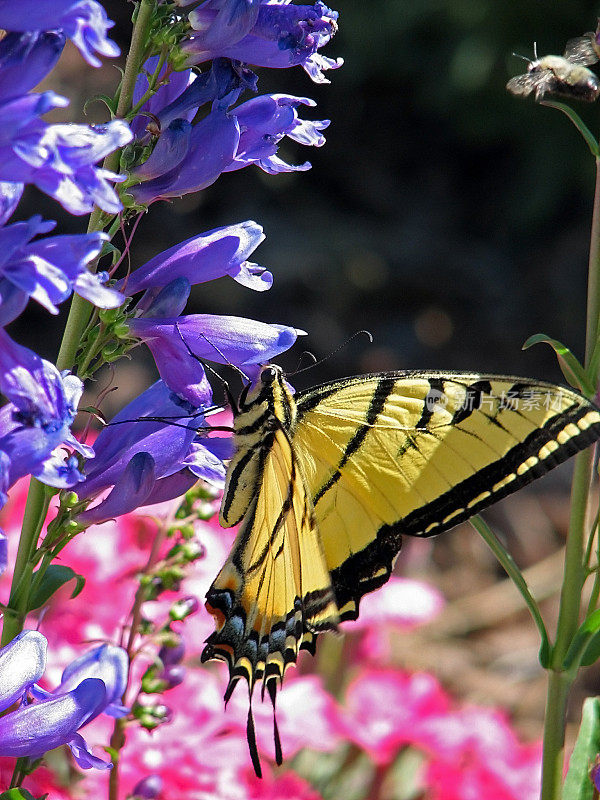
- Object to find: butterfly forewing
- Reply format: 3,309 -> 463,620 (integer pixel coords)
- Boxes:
294,372 -> 600,620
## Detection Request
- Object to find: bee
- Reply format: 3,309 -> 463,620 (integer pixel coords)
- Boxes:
506,26 -> 600,102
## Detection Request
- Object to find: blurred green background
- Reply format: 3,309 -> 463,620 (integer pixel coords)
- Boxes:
10,0 -> 600,393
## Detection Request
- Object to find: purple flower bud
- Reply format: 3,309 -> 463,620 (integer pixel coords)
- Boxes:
0,631 -> 47,709
169,595 -> 199,621
158,640 -> 185,666
160,664 -> 185,689
140,277 -> 192,319
130,119 -> 192,181
131,775 -> 164,800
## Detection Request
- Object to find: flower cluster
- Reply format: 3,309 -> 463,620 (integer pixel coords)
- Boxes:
0,493 -> 542,800
0,0 -> 341,792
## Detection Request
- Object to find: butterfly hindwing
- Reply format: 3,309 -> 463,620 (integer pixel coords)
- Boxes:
293,372 -> 600,620
203,375 -> 338,698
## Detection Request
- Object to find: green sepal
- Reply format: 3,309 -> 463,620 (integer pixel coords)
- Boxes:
563,610 -> 600,670
28,565 -> 85,611
0,790 -> 45,800
562,697 -> 600,800
522,334 -> 594,396
83,93 -> 118,117
539,101 -> 600,158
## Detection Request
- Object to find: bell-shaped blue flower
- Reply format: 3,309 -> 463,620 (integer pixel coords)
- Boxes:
0,215 -> 123,326
183,1 -> 342,83
119,221 -> 272,309
75,380 -> 228,509
0,1 -> 120,68
0,330 -> 93,496
128,313 -> 303,401
0,118 -> 133,216
0,633 -> 129,770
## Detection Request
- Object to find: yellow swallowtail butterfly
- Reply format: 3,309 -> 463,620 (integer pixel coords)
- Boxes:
201,365 -> 600,775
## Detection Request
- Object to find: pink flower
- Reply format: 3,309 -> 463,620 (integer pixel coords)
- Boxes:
341,668 -> 450,765
342,576 -> 445,662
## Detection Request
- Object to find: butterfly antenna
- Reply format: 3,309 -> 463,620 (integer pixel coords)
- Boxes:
174,322 -> 243,411
290,330 -> 373,376
512,51 -> 531,63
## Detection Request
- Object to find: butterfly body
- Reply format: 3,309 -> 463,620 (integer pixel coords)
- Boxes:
202,366 -> 600,773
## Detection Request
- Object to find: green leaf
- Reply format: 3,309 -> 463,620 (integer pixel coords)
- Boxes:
539,101 -> 600,157
563,610 -> 600,670
470,516 -> 550,666
562,697 -> 600,800
522,334 -> 594,396
0,790 -> 41,800
28,565 -> 85,611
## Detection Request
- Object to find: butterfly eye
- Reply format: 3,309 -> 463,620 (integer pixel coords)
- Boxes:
261,366 -> 278,384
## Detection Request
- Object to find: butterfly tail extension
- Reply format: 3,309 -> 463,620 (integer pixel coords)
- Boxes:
267,680 -> 283,766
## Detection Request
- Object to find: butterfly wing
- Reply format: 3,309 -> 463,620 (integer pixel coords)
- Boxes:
203,422 -> 338,695
293,372 -> 600,621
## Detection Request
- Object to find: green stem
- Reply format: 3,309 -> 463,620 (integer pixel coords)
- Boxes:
1,480 -> 50,645
586,158 -> 600,367
541,670 -> 575,800
540,154 -> 600,800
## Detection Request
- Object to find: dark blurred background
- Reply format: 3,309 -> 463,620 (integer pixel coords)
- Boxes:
9,0 -> 600,394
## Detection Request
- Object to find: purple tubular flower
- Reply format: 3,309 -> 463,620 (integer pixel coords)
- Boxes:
75,380 -> 228,507
0,119 -> 133,216
129,107 -> 239,205
0,217 -> 122,325
76,452 -> 156,526
0,679 -> 110,769
0,1 -> 120,68
120,221 -> 271,304
189,0 -> 262,51
0,329 -> 92,491
158,640 -> 185,666
128,313 -> 302,399
0,31 -> 65,99
130,119 -> 192,181
184,1 -> 343,83
225,93 -> 329,174
0,631 -> 119,769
